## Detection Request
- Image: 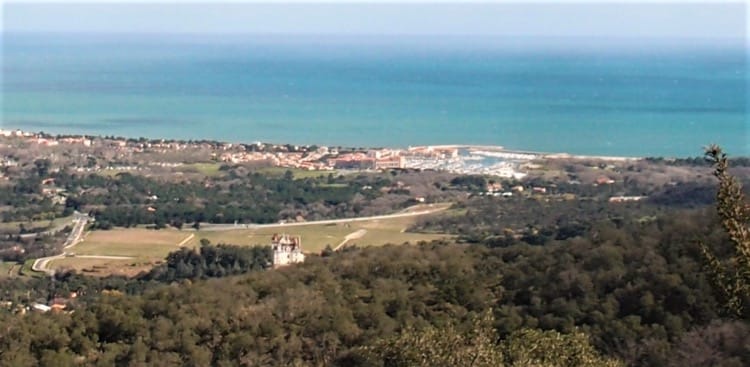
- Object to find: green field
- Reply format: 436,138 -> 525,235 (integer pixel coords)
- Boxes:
189,214 -> 451,253
45,207 -> 451,276
0,261 -> 20,278
179,162 -> 223,176
73,229 -> 190,259
45,228 -> 192,276
20,259 -> 43,278
195,224 -> 355,252
49,257 -> 150,277
72,215 -> 449,259
255,167 -> 339,179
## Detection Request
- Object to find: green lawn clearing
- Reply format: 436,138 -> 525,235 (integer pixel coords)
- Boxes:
73,228 -> 191,259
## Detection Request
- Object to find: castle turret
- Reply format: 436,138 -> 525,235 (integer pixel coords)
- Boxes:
272,234 -> 305,268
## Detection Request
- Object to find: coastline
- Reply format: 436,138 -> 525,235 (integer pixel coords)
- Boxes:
5,32 -> 745,161
3,128 -> 649,162
427,144 -> 643,161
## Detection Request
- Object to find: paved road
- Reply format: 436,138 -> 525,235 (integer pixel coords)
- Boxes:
75,255 -> 133,260
17,213 -> 87,239
199,204 -> 450,232
31,213 -> 91,276
29,205 -> 449,275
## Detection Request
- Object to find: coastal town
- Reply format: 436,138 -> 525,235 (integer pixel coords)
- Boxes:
0,128 -> 551,178
2,2 -> 747,365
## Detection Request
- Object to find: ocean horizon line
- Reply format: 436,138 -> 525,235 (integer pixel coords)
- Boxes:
5,32 -> 745,48
4,33 -> 745,159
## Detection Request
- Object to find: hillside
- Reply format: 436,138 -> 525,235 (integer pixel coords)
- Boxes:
1,201 -> 748,366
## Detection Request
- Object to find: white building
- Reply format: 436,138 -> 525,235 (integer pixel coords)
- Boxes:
32,303 -> 51,313
272,234 -> 305,268
608,196 -> 647,203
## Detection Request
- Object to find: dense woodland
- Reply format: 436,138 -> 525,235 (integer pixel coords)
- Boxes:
1,162 -> 469,227
16,169 -> 397,226
0,162 -> 469,261
1,148 -> 750,365
142,242 -> 273,282
410,179 -> 717,247
1,202 -> 748,366
0,231 -> 68,263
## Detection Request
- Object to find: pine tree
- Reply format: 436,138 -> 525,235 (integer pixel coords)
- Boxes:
701,145 -> 750,318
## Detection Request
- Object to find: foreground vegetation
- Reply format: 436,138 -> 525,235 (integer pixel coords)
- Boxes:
700,146 -> 750,319
0,200 -> 746,366
1,145 -> 750,365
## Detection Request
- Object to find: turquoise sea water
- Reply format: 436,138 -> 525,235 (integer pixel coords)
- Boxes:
2,34 -> 747,157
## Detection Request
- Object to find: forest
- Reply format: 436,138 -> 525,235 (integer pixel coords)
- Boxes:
1,149 -> 749,366
141,242 -> 273,282
54,170 -> 395,227
409,178 -> 719,248
0,162 -> 470,227
0,199 -> 747,365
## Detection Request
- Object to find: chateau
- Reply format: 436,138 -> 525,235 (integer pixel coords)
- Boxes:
271,234 -> 305,268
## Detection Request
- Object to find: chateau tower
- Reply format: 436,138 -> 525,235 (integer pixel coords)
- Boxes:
271,234 -> 305,268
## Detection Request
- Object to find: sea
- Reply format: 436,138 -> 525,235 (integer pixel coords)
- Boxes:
2,33 -> 748,157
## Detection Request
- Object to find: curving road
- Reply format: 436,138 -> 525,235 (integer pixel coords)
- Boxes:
18,214 -> 81,239
31,213 -> 92,276
30,204 -> 450,275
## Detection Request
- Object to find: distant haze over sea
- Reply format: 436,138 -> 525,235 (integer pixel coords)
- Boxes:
2,33 -> 747,157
